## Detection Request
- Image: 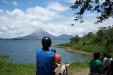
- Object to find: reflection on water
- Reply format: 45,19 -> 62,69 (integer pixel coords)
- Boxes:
0,40 -> 86,64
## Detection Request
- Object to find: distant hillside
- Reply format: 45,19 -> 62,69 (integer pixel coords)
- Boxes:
14,28 -> 73,40
63,26 -> 113,54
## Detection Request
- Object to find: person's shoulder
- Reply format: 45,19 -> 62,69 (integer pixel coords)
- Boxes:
110,58 -> 113,61
89,59 -> 93,61
96,59 -> 102,64
36,48 -> 42,51
104,57 -> 108,60
49,50 -> 55,54
36,48 -> 42,53
89,59 -> 93,63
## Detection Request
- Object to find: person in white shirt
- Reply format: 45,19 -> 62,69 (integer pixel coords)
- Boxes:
103,53 -> 110,75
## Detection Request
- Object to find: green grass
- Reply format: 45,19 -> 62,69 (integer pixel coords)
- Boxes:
0,55 -> 36,75
67,61 -> 89,75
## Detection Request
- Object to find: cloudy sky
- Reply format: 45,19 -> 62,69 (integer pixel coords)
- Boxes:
0,0 -> 113,38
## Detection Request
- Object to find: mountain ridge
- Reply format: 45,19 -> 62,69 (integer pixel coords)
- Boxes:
13,29 -> 73,40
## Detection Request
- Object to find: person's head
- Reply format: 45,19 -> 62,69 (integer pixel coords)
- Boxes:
107,54 -> 111,58
109,54 -> 111,58
103,53 -> 108,58
51,49 -> 56,53
42,37 -> 52,49
93,52 -> 100,59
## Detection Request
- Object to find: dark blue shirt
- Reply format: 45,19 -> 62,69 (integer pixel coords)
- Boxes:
36,48 -> 55,75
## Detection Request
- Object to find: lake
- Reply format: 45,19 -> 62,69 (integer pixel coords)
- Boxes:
0,39 -> 86,64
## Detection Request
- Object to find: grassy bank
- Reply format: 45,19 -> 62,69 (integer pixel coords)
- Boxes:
55,44 -> 92,58
0,53 -> 89,75
67,61 -> 89,75
0,55 -> 36,75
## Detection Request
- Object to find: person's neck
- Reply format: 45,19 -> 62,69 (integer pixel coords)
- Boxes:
94,58 -> 98,60
42,47 -> 49,50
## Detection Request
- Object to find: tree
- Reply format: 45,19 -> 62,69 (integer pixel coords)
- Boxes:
96,29 -> 106,41
71,0 -> 113,23
86,32 -> 94,37
70,35 -> 80,43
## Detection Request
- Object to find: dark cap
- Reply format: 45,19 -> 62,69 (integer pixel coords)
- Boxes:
42,37 -> 52,48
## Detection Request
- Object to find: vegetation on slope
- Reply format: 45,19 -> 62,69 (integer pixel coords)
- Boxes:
0,55 -> 36,75
58,26 -> 113,55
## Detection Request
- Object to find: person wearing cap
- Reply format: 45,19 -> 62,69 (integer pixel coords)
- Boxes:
36,37 -> 56,75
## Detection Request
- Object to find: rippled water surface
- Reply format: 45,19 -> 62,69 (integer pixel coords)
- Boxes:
0,40 -> 86,64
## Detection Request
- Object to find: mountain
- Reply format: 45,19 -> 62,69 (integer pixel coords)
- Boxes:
14,28 -> 73,40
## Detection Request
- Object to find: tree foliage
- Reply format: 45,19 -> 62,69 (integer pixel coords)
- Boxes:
70,35 -> 80,43
86,32 -> 94,37
71,0 -> 113,23
70,26 -> 113,53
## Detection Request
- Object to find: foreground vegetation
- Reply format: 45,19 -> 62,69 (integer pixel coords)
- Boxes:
67,61 -> 89,75
0,55 -> 89,75
0,54 -> 88,75
0,55 -> 36,75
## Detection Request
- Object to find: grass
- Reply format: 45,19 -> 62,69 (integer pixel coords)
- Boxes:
0,55 -> 36,75
56,44 -> 92,57
67,61 -> 89,75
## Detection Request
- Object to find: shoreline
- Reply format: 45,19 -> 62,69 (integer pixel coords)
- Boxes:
55,45 -> 92,58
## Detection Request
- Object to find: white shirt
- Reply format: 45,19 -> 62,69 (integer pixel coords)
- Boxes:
103,57 -> 109,68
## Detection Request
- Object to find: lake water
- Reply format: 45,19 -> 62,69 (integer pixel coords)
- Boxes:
0,40 -> 86,64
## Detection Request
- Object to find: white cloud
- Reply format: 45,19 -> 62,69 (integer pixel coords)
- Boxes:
26,6 -> 58,21
12,1 -> 18,6
66,0 -> 75,3
2,0 -> 9,4
2,0 -> 18,6
0,5 -> 59,38
47,2 -> 68,12
41,17 -> 113,37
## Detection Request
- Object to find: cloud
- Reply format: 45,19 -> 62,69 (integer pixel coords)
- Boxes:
26,6 -> 58,21
0,5 -> 59,38
2,0 -> 9,4
12,1 -> 18,6
66,0 -> 75,3
0,1 -> 113,39
41,17 -> 113,37
47,2 -> 68,12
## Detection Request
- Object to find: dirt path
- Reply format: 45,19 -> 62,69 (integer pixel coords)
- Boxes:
73,68 -> 89,75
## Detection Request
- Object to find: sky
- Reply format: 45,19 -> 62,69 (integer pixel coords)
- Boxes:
0,0 -> 113,38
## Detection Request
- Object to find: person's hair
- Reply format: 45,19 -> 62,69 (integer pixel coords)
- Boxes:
51,49 -> 56,53
42,37 -> 52,48
109,54 -> 111,58
93,52 -> 100,59
103,53 -> 108,58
